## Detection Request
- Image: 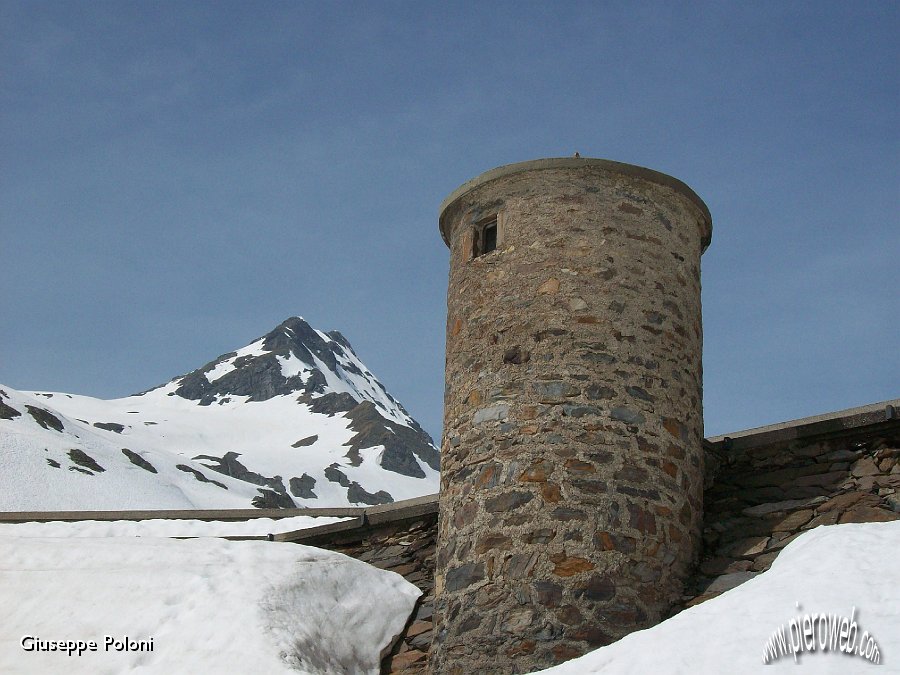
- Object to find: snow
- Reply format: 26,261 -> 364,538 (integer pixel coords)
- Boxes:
204,359 -> 236,383
0,515 -> 350,538
0,382 -> 438,510
536,521 -> 900,674
278,354 -> 312,379
0,514 -> 897,673
202,338 -> 268,383
314,327 -> 415,428
0,387 -> 268,510
0,315 -> 439,512
0,526 -> 420,674
342,444 -> 440,502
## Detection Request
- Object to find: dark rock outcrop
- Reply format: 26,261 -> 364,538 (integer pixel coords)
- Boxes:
307,392 -> 358,416
252,488 -> 296,509
94,422 -> 125,433
173,352 -> 303,404
176,464 -> 228,489
0,393 -> 21,420
25,405 -> 63,432
289,473 -> 318,499
168,317 -> 360,404
347,482 -> 393,505
67,448 -> 104,473
194,451 -> 282,489
343,401 -> 440,478
325,463 -> 351,487
122,448 -> 157,473
292,435 -> 318,448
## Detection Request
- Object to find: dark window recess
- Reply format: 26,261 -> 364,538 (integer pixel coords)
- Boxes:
473,217 -> 498,258
483,222 -> 497,253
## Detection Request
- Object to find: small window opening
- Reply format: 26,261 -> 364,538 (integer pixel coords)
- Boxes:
483,222 -> 497,253
473,217 -> 498,258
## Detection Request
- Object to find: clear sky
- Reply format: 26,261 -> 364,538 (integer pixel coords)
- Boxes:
1,1 -> 897,441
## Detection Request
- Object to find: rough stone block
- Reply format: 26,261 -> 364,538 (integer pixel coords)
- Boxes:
473,404 -> 510,425
445,562 -> 485,592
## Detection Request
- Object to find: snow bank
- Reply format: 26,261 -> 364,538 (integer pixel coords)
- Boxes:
0,515 -> 350,538
0,382 -> 439,511
0,535 -> 420,674
538,521 -> 900,673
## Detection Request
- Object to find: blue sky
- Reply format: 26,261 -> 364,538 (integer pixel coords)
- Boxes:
1,1 -> 897,441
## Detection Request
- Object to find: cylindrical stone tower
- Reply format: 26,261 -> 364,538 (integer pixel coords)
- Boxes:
430,158 -> 712,673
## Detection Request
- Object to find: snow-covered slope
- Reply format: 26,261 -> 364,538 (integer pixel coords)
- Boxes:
0,532 -> 420,674
1,519 -> 896,673
0,316 -> 439,510
538,521 -> 900,673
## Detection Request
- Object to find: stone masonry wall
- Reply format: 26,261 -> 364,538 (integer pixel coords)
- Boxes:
295,511 -> 437,675
684,418 -> 900,607
294,408 -> 898,674
431,159 -> 713,673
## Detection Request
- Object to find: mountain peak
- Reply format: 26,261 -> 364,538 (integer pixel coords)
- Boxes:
260,316 -> 346,375
151,317 -> 408,420
1,316 -> 439,510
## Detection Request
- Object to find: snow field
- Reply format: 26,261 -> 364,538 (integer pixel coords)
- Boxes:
0,383 -> 438,510
0,533 -> 420,674
536,521 -> 900,674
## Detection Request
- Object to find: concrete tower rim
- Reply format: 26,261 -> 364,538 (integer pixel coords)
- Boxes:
438,157 -> 713,251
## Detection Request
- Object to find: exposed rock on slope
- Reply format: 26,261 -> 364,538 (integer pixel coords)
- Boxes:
0,317 -> 439,510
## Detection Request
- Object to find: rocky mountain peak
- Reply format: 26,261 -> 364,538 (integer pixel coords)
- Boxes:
1,315 -> 439,510
262,316 -> 345,373
157,317 -> 410,424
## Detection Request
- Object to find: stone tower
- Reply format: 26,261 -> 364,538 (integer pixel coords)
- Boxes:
430,158 -> 712,673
